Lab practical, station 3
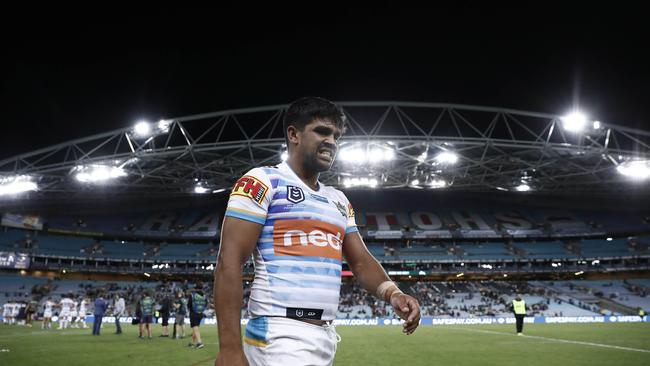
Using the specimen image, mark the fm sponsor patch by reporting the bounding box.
[231,175,269,204]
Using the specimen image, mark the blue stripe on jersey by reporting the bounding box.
[268,277,341,290]
[261,253,342,265]
[244,316,268,341]
[225,210,266,225]
[266,264,341,277]
[346,226,359,234]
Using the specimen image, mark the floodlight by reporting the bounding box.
[0,175,38,195]
[561,111,588,132]
[617,160,650,180]
[434,151,458,165]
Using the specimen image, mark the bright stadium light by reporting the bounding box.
[0,175,38,196]
[592,121,602,130]
[343,177,378,188]
[561,111,588,132]
[428,179,447,189]
[606,237,613,241]
[515,184,531,192]
[194,185,210,194]
[339,144,395,165]
[280,151,289,161]
[212,188,227,194]
[411,179,420,186]
[75,165,127,183]
[134,121,151,137]
[617,160,650,180]
[434,151,458,165]
[157,119,171,133]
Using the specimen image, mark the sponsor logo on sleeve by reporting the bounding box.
[231,175,269,204]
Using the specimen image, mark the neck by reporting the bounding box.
[287,156,319,190]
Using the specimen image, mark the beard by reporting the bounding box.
[304,149,334,173]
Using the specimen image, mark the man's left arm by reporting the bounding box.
[342,232,421,335]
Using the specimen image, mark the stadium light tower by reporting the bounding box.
[131,119,172,139]
[0,175,38,196]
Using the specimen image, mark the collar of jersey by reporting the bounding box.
[279,162,322,193]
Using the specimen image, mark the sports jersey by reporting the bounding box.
[140,297,154,316]
[225,162,357,321]
[60,298,74,314]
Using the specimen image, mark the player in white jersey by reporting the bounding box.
[2,302,13,324]
[69,298,78,327]
[59,295,75,329]
[10,302,20,325]
[43,298,55,329]
[76,297,89,328]
[214,97,421,366]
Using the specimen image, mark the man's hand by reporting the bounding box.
[390,293,421,335]
[215,349,249,366]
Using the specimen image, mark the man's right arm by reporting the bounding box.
[214,216,263,366]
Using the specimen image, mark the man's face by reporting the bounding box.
[292,118,342,173]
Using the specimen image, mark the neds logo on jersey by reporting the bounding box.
[231,176,269,204]
[273,219,344,260]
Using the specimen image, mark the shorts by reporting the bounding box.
[60,311,70,319]
[189,313,203,328]
[141,315,153,324]
[174,315,185,325]
[243,317,339,366]
[44,311,52,318]
[161,313,169,326]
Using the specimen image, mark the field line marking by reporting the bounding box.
[446,327,650,354]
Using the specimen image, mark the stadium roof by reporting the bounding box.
[2,102,650,199]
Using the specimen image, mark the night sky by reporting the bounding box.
[2,6,648,160]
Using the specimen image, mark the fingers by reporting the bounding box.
[400,297,420,335]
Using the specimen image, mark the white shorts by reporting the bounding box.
[44,311,53,318]
[243,317,339,366]
[60,311,70,319]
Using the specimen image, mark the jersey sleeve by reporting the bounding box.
[224,167,272,225]
[337,189,358,234]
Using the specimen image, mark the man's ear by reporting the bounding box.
[287,125,300,145]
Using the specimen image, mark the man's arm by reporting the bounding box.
[214,216,263,366]
[342,232,421,335]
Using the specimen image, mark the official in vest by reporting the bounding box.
[188,285,207,349]
[512,294,527,335]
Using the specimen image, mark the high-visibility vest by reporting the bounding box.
[513,299,526,315]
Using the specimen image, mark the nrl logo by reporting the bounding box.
[287,185,305,204]
[296,309,304,317]
[335,201,347,218]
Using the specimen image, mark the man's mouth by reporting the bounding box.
[317,149,334,162]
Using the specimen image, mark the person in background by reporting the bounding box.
[114,293,125,335]
[159,293,171,337]
[511,294,527,335]
[92,292,108,336]
[188,285,207,349]
[173,290,188,340]
[140,290,155,340]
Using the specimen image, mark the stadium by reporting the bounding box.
[1,101,649,365]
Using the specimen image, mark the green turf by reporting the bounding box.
[1,322,649,365]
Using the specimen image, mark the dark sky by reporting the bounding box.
[2,6,648,159]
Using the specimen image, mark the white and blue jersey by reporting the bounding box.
[225,162,357,323]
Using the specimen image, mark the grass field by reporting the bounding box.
[1,322,649,365]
